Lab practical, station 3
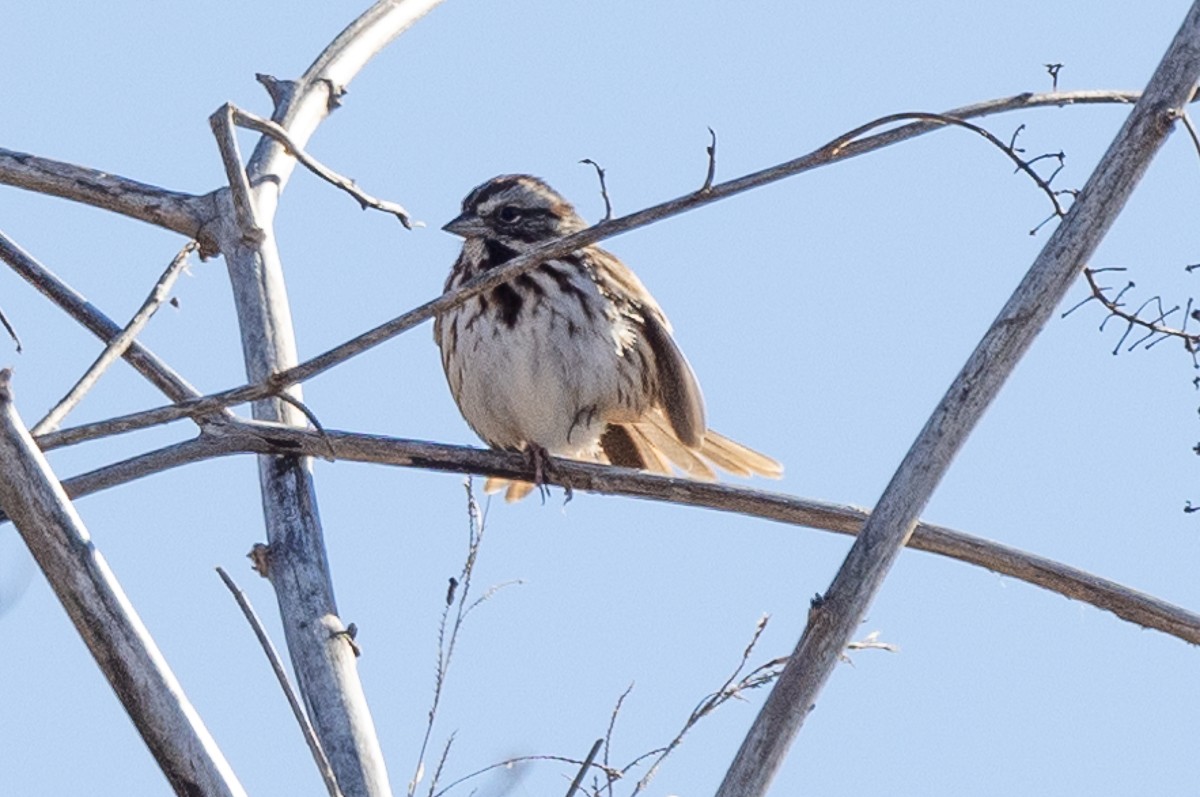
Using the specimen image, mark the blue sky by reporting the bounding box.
[2,2,1199,795]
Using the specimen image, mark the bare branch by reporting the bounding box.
[580,159,613,221]
[602,684,634,797]
[823,110,1070,219]
[33,418,1200,648]
[227,104,417,228]
[0,147,216,251]
[702,126,718,192]
[629,615,778,795]
[209,104,266,246]
[410,481,516,797]
[1175,108,1200,167]
[0,370,246,797]
[426,733,456,797]
[0,304,21,352]
[25,90,1159,455]
[32,241,197,436]
[715,7,1200,797]
[216,567,343,797]
[1064,267,1200,365]
[0,231,209,405]
[212,5,447,794]
[431,754,618,797]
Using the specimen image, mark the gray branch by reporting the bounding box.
[715,5,1200,797]
[0,370,246,797]
[25,418,1200,648]
[32,242,197,435]
[0,231,207,405]
[0,148,216,250]
[210,2,446,796]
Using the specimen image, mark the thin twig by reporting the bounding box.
[702,127,718,191]
[564,739,603,797]
[274,392,337,461]
[1176,108,1200,167]
[431,755,620,797]
[410,481,514,796]
[629,615,779,795]
[823,110,1070,221]
[427,733,456,797]
[216,567,343,797]
[602,684,634,797]
[844,630,898,655]
[228,104,417,229]
[580,159,613,221]
[0,304,21,352]
[31,241,197,436]
[1073,267,1200,363]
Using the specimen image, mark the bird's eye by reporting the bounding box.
[496,205,521,223]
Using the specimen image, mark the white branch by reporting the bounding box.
[0,370,246,797]
[210,2,446,795]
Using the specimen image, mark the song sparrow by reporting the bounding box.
[435,174,781,500]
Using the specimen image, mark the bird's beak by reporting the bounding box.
[442,213,488,238]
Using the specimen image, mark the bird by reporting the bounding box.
[434,174,781,500]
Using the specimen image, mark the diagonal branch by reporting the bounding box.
[0,148,216,250]
[216,567,343,797]
[227,104,416,228]
[32,241,198,435]
[715,6,1200,797]
[0,231,210,405]
[209,3,447,796]
[0,370,247,797]
[22,418,1200,648]
[23,89,1162,455]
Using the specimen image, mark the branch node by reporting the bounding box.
[248,542,272,578]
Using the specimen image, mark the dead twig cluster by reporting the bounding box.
[409,480,522,797]
[1063,266,1200,363]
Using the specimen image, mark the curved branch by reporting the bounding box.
[32,419,1200,648]
[244,0,445,207]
